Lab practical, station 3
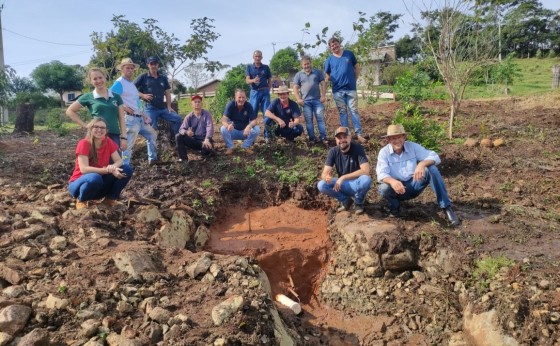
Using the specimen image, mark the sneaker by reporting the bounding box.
[102,198,118,207]
[75,199,88,210]
[177,158,188,164]
[244,148,254,155]
[357,135,368,144]
[355,204,364,215]
[336,198,354,212]
[388,208,401,218]
[225,148,234,155]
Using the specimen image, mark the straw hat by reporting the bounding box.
[275,85,290,94]
[116,58,140,70]
[383,124,407,137]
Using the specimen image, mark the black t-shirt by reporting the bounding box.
[325,142,368,176]
[134,72,170,109]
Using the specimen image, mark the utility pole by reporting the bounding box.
[272,42,276,56]
[0,4,7,126]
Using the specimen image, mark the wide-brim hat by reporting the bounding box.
[383,124,407,137]
[116,58,140,71]
[275,85,290,94]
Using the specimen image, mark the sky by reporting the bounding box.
[2,0,559,83]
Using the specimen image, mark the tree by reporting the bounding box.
[270,47,299,81]
[0,67,15,109]
[395,35,422,62]
[31,61,84,108]
[416,1,498,138]
[184,63,210,90]
[352,11,403,56]
[10,76,37,94]
[90,15,225,87]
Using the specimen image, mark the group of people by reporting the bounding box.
[62,39,460,227]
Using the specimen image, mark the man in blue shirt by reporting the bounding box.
[246,50,272,139]
[293,55,328,144]
[318,127,372,215]
[324,37,366,144]
[134,56,182,135]
[110,58,158,166]
[264,86,304,142]
[220,89,260,155]
[376,124,460,226]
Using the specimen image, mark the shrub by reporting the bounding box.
[548,49,557,58]
[394,70,433,104]
[45,108,69,136]
[535,49,543,59]
[382,63,413,86]
[394,102,444,152]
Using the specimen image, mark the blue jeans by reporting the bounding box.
[250,89,271,138]
[68,165,133,202]
[220,125,260,149]
[123,115,158,165]
[378,165,452,212]
[317,175,372,205]
[302,99,327,141]
[145,106,182,134]
[332,90,362,136]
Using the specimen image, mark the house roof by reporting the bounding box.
[197,79,221,90]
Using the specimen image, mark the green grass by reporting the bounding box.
[472,255,515,292]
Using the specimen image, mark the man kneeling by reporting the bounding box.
[318,127,372,215]
[376,124,460,226]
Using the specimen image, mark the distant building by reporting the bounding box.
[359,45,397,86]
[62,91,81,105]
[196,79,221,96]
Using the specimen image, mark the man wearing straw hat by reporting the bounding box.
[318,126,372,215]
[110,58,158,166]
[264,85,304,142]
[376,124,460,226]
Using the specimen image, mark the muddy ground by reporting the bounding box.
[0,94,559,345]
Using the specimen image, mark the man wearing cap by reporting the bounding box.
[134,56,182,135]
[176,95,215,163]
[293,55,328,144]
[376,124,460,226]
[221,89,260,155]
[110,58,158,166]
[264,85,304,142]
[324,37,366,144]
[245,50,272,139]
[318,126,372,215]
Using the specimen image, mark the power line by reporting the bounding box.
[3,27,90,46]
[8,49,92,67]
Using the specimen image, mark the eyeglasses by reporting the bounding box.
[92,125,107,130]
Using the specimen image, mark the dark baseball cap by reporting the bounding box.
[334,126,350,137]
[147,56,159,64]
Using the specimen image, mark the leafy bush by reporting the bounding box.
[535,49,543,59]
[209,64,250,122]
[547,49,557,58]
[394,102,444,152]
[45,108,69,136]
[394,70,433,104]
[382,63,413,86]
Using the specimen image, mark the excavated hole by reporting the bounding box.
[206,203,330,305]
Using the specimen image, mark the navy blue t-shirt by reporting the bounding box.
[223,101,256,131]
[245,64,272,90]
[267,98,300,124]
[134,72,170,109]
[325,142,368,176]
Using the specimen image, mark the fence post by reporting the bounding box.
[552,65,560,89]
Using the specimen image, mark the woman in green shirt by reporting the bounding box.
[66,67,127,150]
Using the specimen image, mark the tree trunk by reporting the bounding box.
[449,97,457,139]
[13,103,35,134]
[552,65,560,89]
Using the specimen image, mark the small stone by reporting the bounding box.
[480,138,493,147]
[542,328,549,338]
[3,285,25,298]
[148,307,172,324]
[463,138,478,147]
[45,294,69,309]
[211,295,244,326]
[538,280,550,290]
[493,138,505,147]
[49,236,68,251]
[512,282,520,290]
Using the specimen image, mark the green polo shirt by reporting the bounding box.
[77,90,123,135]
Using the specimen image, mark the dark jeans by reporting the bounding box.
[175,134,215,160]
[68,165,134,201]
[274,124,304,140]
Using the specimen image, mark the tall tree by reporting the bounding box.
[31,61,84,108]
[10,76,37,94]
[184,63,210,90]
[90,15,224,87]
[417,1,498,138]
[0,67,15,109]
[270,47,299,81]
